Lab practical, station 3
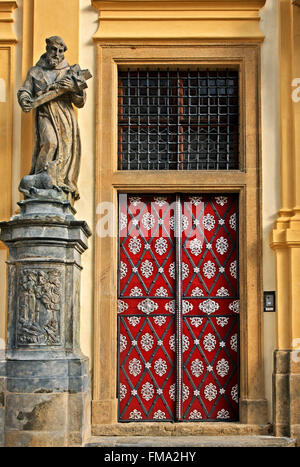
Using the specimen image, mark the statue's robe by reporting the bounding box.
[17,54,86,200]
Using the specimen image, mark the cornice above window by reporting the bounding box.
[91,0,267,43]
[0,0,18,43]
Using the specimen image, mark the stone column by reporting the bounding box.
[0,196,91,447]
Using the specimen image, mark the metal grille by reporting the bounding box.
[118,69,239,170]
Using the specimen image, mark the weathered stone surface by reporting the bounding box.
[91,422,273,437]
[273,350,300,445]
[239,399,269,424]
[5,430,67,447]
[0,200,91,447]
[17,36,91,202]
[290,374,300,425]
[68,390,91,444]
[0,33,92,446]
[273,349,290,374]
[0,200,91,357]
[4,357,90,446]
[85,435,296,448]
[0,408,5,446]
[0,378,5,407]
[6,359,68,378]
[272,373,290,435]
[5,393,67,431]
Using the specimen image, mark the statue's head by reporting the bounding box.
[45,36,67,68]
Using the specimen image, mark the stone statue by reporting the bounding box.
[17,36,92,201]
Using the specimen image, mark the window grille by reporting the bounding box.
[118,69,239,171]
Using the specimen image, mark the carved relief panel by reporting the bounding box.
[16,268,63,346]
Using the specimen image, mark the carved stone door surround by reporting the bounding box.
[91,42,268,434]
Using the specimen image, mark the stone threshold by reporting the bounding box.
[91,422,273,437]
[85,435,296,447]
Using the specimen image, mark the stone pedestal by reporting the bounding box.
[0,196,91,447]
[273,349,300,445]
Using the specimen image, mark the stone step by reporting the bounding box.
[91,422,273,437]
[85,435,296,447]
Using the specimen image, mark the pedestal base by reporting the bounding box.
[239,398,269,424]
[4,355,91,447]
[273,350,300,445]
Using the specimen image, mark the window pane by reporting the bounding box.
[118,69,239,170]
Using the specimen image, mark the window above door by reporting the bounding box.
[118,69,239,171]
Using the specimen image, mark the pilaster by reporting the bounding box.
[270,0,300,445]
[0,0,17,224]
[273,350,300,442]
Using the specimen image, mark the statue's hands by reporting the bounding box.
[21,96,33,113]
[58,76,75,92]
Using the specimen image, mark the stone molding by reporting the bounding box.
[92,0,266,42]
[0,1,17,43]
[92,43,268,429]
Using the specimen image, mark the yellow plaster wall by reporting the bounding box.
[4,0,281,416]
[19,0,80,180]
[92,0,266,41]
[260,0,280,420]
[75,0,99,367]
[0,0,18,349]
[12,0,23,209]
[83,0,280,417]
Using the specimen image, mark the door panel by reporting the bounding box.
[119,195,176,299]
[118,195,176,421]
[117,194,239,422]
[180,195,239,420]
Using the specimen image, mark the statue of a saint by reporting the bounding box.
[17,36,91,201]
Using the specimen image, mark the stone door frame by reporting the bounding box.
[91,43,268,432]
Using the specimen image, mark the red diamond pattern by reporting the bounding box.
[118,194,239,421]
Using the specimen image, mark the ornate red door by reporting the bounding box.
[118,194,239,421]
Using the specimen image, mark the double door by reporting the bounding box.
[117,194,239,421]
